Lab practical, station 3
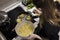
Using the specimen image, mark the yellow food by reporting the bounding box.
[16,22,34,37]
[26,15,31,20]
[19,14,25,18]
[16,19,21,23]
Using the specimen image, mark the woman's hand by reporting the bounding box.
[27,34,42,40]
[33,8,42,16]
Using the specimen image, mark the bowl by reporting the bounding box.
[15,20,35,38]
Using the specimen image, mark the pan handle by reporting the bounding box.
[0,31,7,40]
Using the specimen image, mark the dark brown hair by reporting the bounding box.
[32,0,60,27]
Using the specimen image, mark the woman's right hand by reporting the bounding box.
[27,34,42,40]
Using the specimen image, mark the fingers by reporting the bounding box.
[33,8,42,16]
[31,34,42,40]
[35,8,42,14]
[27,34,42,40]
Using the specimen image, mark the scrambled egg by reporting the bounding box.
[19,14,25,18]
[16,14,25,23]
[15,22,34,37]
[16,19,21,23]
[26,15,31,20]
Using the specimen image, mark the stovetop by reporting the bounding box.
[0,7,39,40]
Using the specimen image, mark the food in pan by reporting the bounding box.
[16,19,21,23]
[18,14,25,19]
[16,14,25,23]
[15,21,34,37]
[26,15,31,20]
[27,3,34,9]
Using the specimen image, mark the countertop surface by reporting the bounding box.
[0,0,20,11]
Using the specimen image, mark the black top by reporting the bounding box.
[34,21,60,40]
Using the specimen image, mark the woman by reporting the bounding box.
[31,0,60,40]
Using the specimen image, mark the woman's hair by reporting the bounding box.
[32,0,45,8]
[32,0,60,27]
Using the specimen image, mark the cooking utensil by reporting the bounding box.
[0,31,6,40]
